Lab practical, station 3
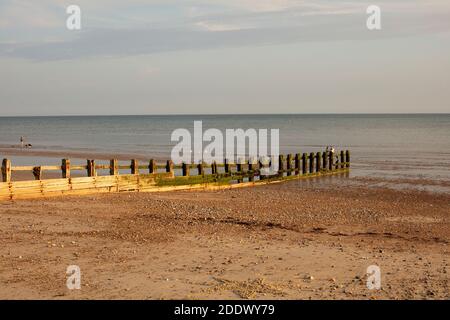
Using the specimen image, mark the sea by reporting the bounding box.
[0,114,449,191]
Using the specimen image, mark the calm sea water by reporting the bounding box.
[0,114,449,187]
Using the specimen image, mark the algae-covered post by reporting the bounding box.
[328,151,334,171]
[340,151,345,169]
[197,162,204,176]
[302,153,307,175]
[278,154,285,176]
[309,152,314,174]
[182,162,190,176]
[166,160,174,176]
[346,150,351,168]
[316,152,322,173]
[248,159,254,181]
[286,154,292,176]
[294,153,301,175]
[322,151,328,171]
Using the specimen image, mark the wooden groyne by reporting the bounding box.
[0,150,350,200]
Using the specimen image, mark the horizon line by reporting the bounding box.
[0,112,449,118]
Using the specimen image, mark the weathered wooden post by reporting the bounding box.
[62,159,71,179]
[316,152,322,173]
[212,161,218,175]
[32,166,42,180]
[166,160,174,176]
[1,159,11,183]
[149,159,156,173]
[345,150,350,168]
[322,151,328,171]
[236,159,243,183]
[309,152,314,174]
[340,151,345,169]
[87,160,96,177]
[248,159,254,182]
[131,159,139,175]
[329,151,334,171]
[301,153,307,174]
[110,159,118,175]
[224,159,230,174]
[294,153,301,175]
[278,154,285,176]
[197,162,204,176]
[286,154,292,176]
[182,162,190,176]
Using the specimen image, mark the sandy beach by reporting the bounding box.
[0,176,448,299]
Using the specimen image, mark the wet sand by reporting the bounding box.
[0,177,448,299]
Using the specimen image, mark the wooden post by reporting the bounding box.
[321,151,327,171]
[340,151,345,169]
[197,162,204,176]
[329,151,334,171]
[345,150,350,168]
[149,159,156,173]
[309,152,314,174]
[32,166,42,180]
[248,159,254,182]
[1,159,11,183]
[87,160,96,177]
[286,154,292,176]
[294,153,301,175]
[62,159,71,179]
[316,152,322,173]
[166,160,174,174]
[212,161,217,175]
[236,159,243,183]
[131,159,139,175]
[182,162,190,176]
[224,159,230,174]
[301,153,307,174]
[110,159,118,175]
[278,154,285,176]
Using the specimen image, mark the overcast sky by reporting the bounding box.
[0,0,449,115]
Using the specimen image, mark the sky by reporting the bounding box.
[0,0,449,116]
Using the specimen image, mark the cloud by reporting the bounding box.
[1,0,450,61]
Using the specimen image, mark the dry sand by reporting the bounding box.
[0,176,448,299]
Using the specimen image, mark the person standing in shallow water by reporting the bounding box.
[20,136,24,149]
